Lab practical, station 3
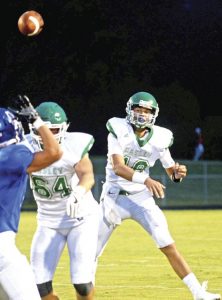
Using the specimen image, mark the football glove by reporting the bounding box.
[66,186,86,218]
[8,95,39,124]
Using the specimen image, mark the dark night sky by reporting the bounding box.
[0,1,222,157]
[0,2,221,109]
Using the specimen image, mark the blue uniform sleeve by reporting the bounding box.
[0,144,34,233]
[9,144,34,173]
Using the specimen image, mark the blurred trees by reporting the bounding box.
[0,0,221,159]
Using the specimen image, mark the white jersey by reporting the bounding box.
[105,117,175,193]
[28,132,98,228]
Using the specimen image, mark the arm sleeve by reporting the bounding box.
[81,136,94,158]
[14,145,34,173]
[159,148,175,169]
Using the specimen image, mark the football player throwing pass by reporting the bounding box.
[95,91,221,300]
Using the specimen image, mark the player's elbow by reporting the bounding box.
[89,175,95,189]
[113,163,123,176]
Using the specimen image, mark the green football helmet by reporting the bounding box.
[29,101,69,146]
[126,91,159,128]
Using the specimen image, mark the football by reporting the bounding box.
[18,10,44,36]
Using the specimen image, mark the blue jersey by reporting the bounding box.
[0,143,34,233]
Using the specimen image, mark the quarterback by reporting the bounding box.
[27,102,99,300]
[95,91,221,300]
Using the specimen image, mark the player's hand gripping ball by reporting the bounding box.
[18,10,44,36]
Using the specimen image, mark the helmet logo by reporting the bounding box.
[139,100,153,109]
[54,112,62,122]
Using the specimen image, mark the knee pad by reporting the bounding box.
[73,282,93,296]
[37,281,53,297]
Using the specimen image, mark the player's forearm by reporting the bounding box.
[27,125,63,173]
[113,163,135,181]
[38,125,63,159]
[77,173,95,192]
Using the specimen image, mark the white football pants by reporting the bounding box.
[31,213,99,284]
[0,231,41,300]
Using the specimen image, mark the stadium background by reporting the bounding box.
[0,1,222,159]
[0,1,221,209]
[1,2,221,298]
[24,159,222,209]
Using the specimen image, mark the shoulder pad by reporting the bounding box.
[151,125,174,148]
[106,117,129,138]
[64,132,95,157]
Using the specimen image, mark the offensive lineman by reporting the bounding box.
[95,91,221,300]
[27,102,99,300]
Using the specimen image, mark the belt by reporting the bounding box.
[119,190,130,196]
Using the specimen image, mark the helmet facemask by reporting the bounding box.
[128,107,158,129]
[29,121,69,148]
[126,92,159,129]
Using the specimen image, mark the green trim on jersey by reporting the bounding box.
[81,137,95,158]
[136,127,153,147]
[106,121,117,138]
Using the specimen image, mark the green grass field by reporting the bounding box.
[17,210,222,300]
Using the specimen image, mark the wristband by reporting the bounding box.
[171,172,182,183]
[132,171,149,184]
[33,117,45,130]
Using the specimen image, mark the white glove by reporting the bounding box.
[66,186,86,218]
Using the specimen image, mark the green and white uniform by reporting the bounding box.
[97,117,175,257]
[105,117,175,193]
[28,132,99,284]
[30,132,98,228]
